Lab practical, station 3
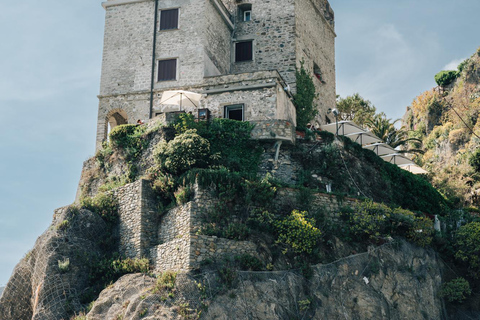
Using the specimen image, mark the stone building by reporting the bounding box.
[96,0,336,148]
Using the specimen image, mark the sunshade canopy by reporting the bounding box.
[320,121,365,136]
[380,153,415,166]
[159,90,202,110]
[345,131,383,146]
[399,164,428,174]
[363,143,396,156]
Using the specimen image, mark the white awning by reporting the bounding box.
[380,153,415,166]
[320,121,365,136]
[399,164,429,174]
[363,143,397,156]
[345,131,383,146]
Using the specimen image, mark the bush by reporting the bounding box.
[154,271,177,293]
[275,210,322,254]
[155,129,210,174]
[440,278,471,303]
[348,201,391,241]
[234,254,264,271]
[58,258,70,273]
[434,70,459,87]
[294,62,318,130]
[469,149,480,173]
[80,192,119,224]
[455,222,480,272]
[109,124,147,163]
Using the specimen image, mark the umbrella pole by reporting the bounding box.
[180,93,182,111]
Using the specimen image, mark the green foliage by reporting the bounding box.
[56,220,70,231]
[110,257,150,275]
[294,62,318,130]
[155,129,210,174]
[469,148,480,173]
[109,124,148,163]
[275,210,322,254]
[336,93,376,127]
[80,192,119,224]
[455,222,480,273]
[343,201,434,246]
[434,70,459,87]
[58,258,70,273]
[347,201,391,241]
[234,254,264,271]
[174,185,193,204]
[153,271,177,293]
[440,278,471,303]
[458,59,470,73]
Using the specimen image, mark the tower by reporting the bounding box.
[96,0,335,148]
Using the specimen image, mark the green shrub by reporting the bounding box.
[155,129,210,174]
[224,223,250,240]
[455,222,480,272]
[154,271,177,293]
[294,62,318,130]
[434,70,459,87]
[348,201,391,241]
[111,257,150,275]
[80,192,119,224]
[440,278,471,303]
[469,148,480,173]
[174,185,192,204]
[275,210,322,254]
[58,258,70,273]
[458,59,470,73]
[234,254,264,271]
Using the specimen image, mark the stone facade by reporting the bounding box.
[96,0,336,148]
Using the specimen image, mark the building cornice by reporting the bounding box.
[102,0,151,9]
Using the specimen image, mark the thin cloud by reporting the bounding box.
[443,57,468,71]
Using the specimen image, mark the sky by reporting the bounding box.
[1,0,480,286]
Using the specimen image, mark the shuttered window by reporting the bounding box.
[158,59,177,81]
[160,9,179,30]
[235,41,253,62]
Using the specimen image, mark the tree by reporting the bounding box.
[294,62,318,130]
[336,93,376,127]
[434,70,459,87]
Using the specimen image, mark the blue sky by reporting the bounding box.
[1,0,479,286]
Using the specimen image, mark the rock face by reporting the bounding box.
[86,241,445,320]
[0,207,107,320]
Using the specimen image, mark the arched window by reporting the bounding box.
[106,110,128,138]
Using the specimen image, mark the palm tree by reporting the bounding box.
[366,113,424,154]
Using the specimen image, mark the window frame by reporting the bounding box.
[224,104,244,121]
[159,8,179,31]
[235,40,253,63]
[157,58,178,82]
[243,10,252,21]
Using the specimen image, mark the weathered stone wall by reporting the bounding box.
[190,235,258,268]
[230,0,297,87]
[100,1,154,96]
[114,179,157,259]
[295,0,336,124]
[204,0,232,76]
[250,119,295,143]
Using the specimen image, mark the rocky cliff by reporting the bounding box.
[0,117,453,320]
[403,46,480,206]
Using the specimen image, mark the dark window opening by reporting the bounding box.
[225,104,244,121]
[235,41,253,62]
[160,8,179,30]
[158,59,177,81]
[314,63,324,83]
[237,4,252,22]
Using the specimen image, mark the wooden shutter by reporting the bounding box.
[235,41,253,62]
[160,9,179,30]
[158,59,177,81]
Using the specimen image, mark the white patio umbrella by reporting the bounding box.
[363,143,397,156]
[380,153,415,166]
[399,164,428,174]
[345,131,383,146]
[159,90,202,111]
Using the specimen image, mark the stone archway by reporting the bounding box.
[105,109,128,140]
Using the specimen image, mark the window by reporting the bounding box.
[160,8,179,30]
[157,59,177,81]
[313,63,324,82]
[225,104,244,121]
[235,41,253,62]
[244,10,251,21]
[238,4,252,22]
